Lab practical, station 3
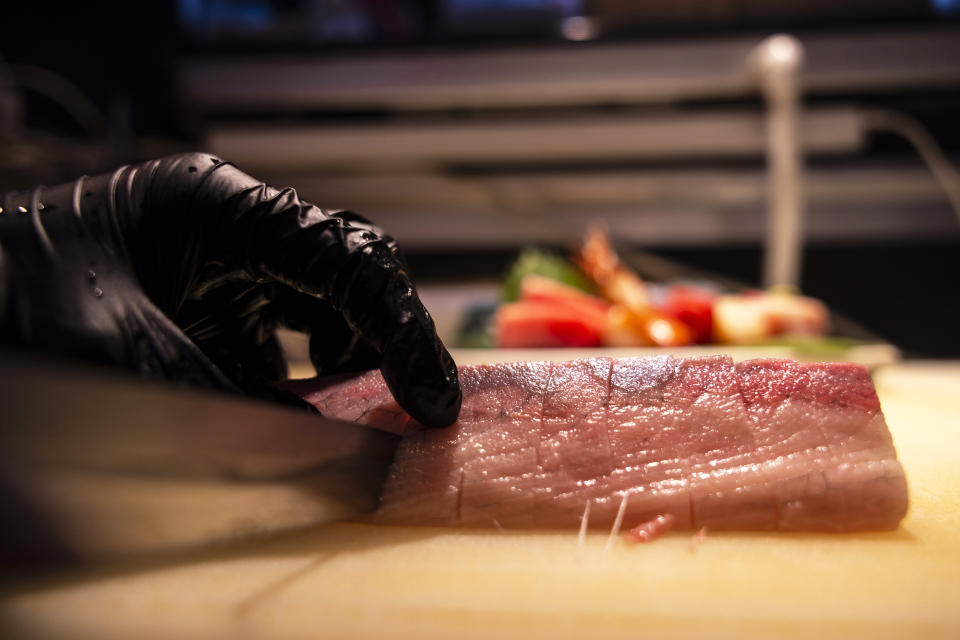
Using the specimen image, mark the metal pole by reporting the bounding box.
[751,34,806,290]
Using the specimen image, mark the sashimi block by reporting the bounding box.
[291,356,908,532]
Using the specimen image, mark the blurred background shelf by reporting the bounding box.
[2,1,959,355]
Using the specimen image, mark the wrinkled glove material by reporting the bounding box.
[0,153,461,427]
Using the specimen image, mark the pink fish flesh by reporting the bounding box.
[287,356,908,532]
[625,514,676,543]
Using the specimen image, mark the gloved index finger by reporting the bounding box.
[374,265,462,428]
[236,192,461,427]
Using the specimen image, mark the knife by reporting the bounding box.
[0,353,399,562]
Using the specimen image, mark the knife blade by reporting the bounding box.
[0,353,399,561]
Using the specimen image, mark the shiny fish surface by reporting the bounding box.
[289,356,908,531]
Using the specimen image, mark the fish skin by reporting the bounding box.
[289,356,908,532]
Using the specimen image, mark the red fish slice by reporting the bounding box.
[287,356,908,532]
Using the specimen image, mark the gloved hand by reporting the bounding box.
[0,153,461,427]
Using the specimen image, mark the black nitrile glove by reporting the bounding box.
[0,153,461,427]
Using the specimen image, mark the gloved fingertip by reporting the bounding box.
[381,347,462,428]
[409,377,462,428]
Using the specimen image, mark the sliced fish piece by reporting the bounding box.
[288,356,908,532]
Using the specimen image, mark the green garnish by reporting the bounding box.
[758,336,866,354]
[501,249,594,301]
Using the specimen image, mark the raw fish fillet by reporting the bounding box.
[287,356,908,531]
